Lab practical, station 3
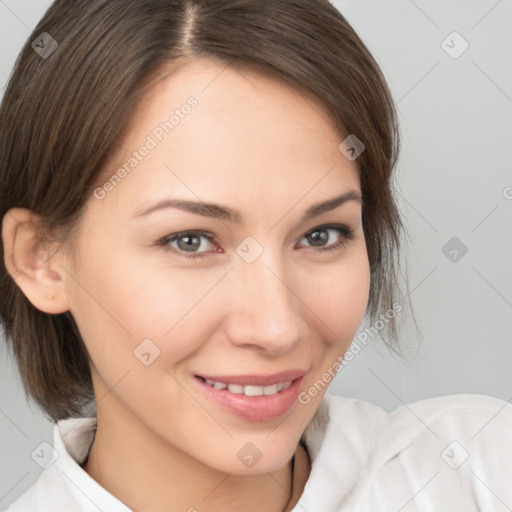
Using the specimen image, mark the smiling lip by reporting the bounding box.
[195,369,306,386]
[194,370,307,422]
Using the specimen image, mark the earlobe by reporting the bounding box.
[2,208,71,314]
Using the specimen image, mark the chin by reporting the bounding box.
[204,438,297,476]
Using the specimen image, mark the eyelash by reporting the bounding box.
[156,224,355,260]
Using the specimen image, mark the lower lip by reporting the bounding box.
[195,376,305,422]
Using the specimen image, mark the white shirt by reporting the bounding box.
[3,392,512,511]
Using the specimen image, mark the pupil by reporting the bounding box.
[178,235,200,252]
[309,230,327,247]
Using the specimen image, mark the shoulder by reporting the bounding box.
[307,393,512,510]
[393,392,511,417]
[323,392,512,441]
[326,391,511,420]
[336,392,512,461]
[2,465,77,512]
[3,417,129,512]
[387,393,512,443]
[367,394,512,510]
[316,392,512,460]
[322,393,512,476]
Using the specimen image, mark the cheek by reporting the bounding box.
[306,253,371,346]
[65,246,222,369]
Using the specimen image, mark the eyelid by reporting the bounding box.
[158,223,354,259]
[160,229,217,254]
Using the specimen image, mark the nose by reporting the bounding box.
[223,254,308,355]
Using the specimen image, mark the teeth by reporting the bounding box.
[263,384,278,395]
[227,384,244,394]
[202,378,293,396]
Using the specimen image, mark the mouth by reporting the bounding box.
[196,376,294,396]
[193,370,306,422]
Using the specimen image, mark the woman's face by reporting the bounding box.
[59,58,370,474]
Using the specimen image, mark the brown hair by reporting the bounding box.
[0,0,409,422]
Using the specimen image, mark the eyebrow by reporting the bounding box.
[132,189,362,224]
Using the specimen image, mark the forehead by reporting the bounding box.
[95,58,360,218]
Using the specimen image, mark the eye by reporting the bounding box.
[158,230,217,260]
[157,224,355,260]
[297,224,354,253]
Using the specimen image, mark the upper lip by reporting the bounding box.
[196,369,307,386]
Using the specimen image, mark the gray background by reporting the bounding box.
[1,0,511,507]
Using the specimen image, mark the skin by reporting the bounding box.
[3,58,370,512]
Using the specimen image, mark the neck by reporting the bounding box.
[82,409,310,512]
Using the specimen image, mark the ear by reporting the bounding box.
[2,208,71,314]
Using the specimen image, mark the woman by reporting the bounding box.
[1,1,510,511]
